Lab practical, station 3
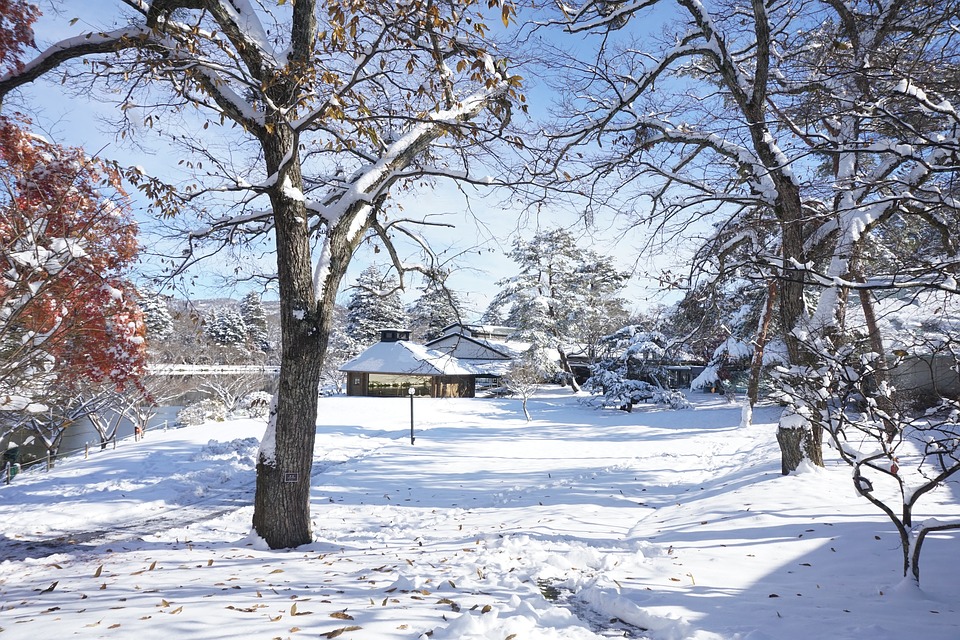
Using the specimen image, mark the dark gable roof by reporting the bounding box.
[424,332,513,360]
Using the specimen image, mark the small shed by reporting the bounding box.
[340,330,477,398]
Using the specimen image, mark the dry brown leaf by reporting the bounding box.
[148,561,157,571]
[93,565,103,578]
[169,606,183,615]
[269,569,284,574]
[330,611,353,620]
[323,626,362,639]
[108,624,121,629]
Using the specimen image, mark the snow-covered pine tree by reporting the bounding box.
[240,292,270,352]
[138,291,174,343]
[345,265,408,351]
[206,308,248,348]
[409,280,464,342]
[486,228,630,392]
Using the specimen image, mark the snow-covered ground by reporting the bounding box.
[1,390,958,639]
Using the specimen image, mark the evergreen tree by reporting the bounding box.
[240,292,270,351]
[139,291,174,343]
[345,265,408,351]
[206,308,248,348]
[409,280,464,342]
[485,228,631,392]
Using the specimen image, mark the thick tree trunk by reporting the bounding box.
[776,419,824,475]
[252,131,325,549]
[775,187,824,473]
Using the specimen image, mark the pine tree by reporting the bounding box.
[138,291,174,343]
[240,292,270,351]
[485,228,631,391]
[206,308,248,347]
[345,265,408,351]
[409,280,464,342]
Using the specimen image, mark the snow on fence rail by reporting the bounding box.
[148,364,280,376]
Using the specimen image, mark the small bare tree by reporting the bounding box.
[799,298,960,585]
[504,349,547,422]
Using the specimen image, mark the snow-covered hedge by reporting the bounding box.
[177,399,227,426]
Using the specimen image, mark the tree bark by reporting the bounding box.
[776,421,823,475]
[747,279,777,411]
[251,124,324,548]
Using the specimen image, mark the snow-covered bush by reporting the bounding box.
[177,399,227,426]
[585,326,694,410]
[241,391,272,417]
[650,389,692,410]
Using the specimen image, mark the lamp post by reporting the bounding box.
[408,386,416,445]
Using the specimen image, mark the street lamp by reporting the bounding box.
[408,386,416,445]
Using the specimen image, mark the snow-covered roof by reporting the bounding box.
[440,323,515,340]
[339,340,476,376]
[425,333,515,360]
[465,359,514,377]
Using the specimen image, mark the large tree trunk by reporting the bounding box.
[775,185,824,473]
[776,419,824,474]
[252,130,324,549]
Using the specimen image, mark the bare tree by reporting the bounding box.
[200,373,270,415]
[0,0,523,548]
[504,350,544,421]
[810,297,960,584]
[547,0,960,474]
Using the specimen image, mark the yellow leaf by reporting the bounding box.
[269,569,284,574]
[93,565,103,578]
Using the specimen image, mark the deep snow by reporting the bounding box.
[0,390,958,639]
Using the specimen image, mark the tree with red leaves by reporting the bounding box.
[0,1,146,410]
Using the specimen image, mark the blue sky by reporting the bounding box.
[12,0,693,318]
